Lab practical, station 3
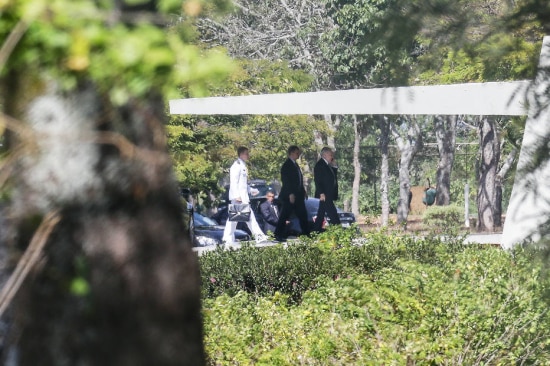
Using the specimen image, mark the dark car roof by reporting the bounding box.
[221,179,279,202]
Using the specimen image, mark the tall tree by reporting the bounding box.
[391,116,423,225]
[434,115,458,206]
[477,116,501,232]
[351,115,362,217]
[198,0,331,87]
[378,115,391,225]
[196,0,337,148]
[323,0,414,223]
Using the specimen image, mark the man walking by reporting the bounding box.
[274,146,309,241]
[313,146,340,233]
[222,146,267,244]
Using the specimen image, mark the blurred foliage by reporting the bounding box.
[371,0,544,84]
[0,0,235,108]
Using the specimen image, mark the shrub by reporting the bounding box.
[199,227,467,304]
[422,204,466,235]
[202,245,550,365]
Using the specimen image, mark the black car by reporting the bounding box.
[214,179,279,230]
[219,179,278,205]
[192,212,251,247]
[287,198,356,235]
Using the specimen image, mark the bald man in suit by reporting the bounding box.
[313,146,340,233]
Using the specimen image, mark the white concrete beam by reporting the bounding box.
[170,81,530,116]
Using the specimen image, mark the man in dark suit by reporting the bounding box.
[313,146,341,233]
[259,190,279,234]
[274,145,309,240]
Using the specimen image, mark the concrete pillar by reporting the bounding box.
[502,36,550,249]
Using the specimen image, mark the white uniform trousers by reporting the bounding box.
[222,201,266,244]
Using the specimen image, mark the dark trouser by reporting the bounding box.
[313,199,340,232]
[274,198,309,237]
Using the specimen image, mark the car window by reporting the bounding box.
[305,198,343,213]
[249,180,278,198]
[193,213,218,226]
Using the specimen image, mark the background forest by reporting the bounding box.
[168,0,542,232]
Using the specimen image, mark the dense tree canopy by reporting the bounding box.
[169,58,326,198]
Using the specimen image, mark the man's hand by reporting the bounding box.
[235,197,242,203]
[250,188,259,196]
[320,193,326,202]
[289,193,295,204]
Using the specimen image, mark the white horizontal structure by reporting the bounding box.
[170,81,530,116]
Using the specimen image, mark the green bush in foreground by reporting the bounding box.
[201,230,550,365]
[199,225,463,303]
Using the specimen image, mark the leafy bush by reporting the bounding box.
[200,225,364,303]
[199,226,465,303]
[202,243,550,365]
[422,204,466,235]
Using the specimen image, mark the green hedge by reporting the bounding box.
[200,229,550,365]
[199,225,463,303]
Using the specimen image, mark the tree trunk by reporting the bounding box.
[494,146,517,227]
[477,116,500,232]
[378,115,391,226]
[5,86,204,365]
[351,115,361,217]
[435,115,457,205]
[326,114,338,149]
[391,116,423,226]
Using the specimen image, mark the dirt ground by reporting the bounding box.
[356,214,504,235]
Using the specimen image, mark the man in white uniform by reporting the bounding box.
[222,146,268,244]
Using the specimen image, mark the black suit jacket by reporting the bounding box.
[279,158,306,201]
[259,200,279,233]
[314,158,339,201]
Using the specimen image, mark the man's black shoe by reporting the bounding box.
[274,236,286,243]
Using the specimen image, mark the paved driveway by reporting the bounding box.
[192,233,504,255]
[464,233,502,245]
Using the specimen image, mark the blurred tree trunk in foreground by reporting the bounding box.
[0,0,235,364]
[2,77,205,366]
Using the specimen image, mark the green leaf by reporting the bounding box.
[70,277,90,296]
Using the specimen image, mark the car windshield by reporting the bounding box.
[194,213,218,226]
[249,180,278,198]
